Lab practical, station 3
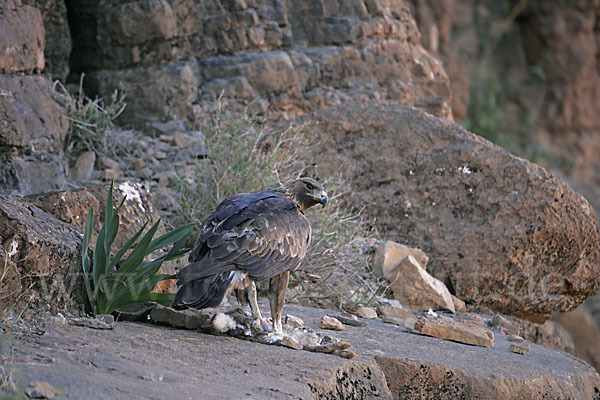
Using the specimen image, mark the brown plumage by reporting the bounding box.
[172,177,328,333]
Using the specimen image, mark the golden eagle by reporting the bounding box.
[173,177,328,334]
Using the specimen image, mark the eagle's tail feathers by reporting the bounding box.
[172,272,234,309]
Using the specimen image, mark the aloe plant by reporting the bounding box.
[81,181,194,314]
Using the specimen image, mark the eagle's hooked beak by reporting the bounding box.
[319,191,328,208]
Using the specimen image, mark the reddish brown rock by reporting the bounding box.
[0,1,45,73]
[414,314,494,348]
[451,295,466,312]
[281,336,304,350]
[294,101,600,320]
[492,313,517,335]
[378,305,414,320]
[356,306,378,320]
[0,195,84,314]
[373,240,429,278]
[320,315,344,331]
[388,255,455,313]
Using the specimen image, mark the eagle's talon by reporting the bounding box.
[250,317,274,333]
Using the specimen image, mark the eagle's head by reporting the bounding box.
[285,177,328,211]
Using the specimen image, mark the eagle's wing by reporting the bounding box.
[176,191,311,286]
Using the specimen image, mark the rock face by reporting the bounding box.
[0,1,45,74]
[8,304,600,399]
[65,0,452,126]
[294,101,600,321]
[0,0,69,196]
[22,0,72,80]
[0,195,84,313]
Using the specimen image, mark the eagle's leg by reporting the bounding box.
[247,281,264,321]
[268,271,290,335]
[234,288,249,309]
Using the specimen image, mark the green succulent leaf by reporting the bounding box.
[79,183,193,315]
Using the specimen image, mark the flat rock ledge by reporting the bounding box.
[5,305,600,399]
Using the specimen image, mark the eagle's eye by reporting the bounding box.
[306,182,315,191]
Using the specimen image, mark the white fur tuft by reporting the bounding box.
[212,313,234,333]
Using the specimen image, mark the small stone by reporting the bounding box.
[248,98,269,116]
[507,334,524,343]
[357,306,378,319]
[382,317,403,326]
[25,381,56,399]
[281,336,303,350]
[333,315,367,327]
[103,168,123,180]
[320,315,344,331]
[99,156,119,170]
[456,312,485,326]
[70,316,114,330]
[71,151,95,183]
[509,343,530,355]
[289,329,321,346]
[149,304,212,330]
[284,314,304,328]
[96,314,115,328]
[134,159,145,171]
[404,317,417,332]
[114,302,156,321]
[137,167,153,180]
[452,295,467,312]
[149,120,186,137]
[159,134,172,143]
[378,305,414,320]
[173,131,187,148]
[492,313,517,335]
[154,150,167,159]
[337,350,356,359]
[158,175,170,187]
[341,312,357,320]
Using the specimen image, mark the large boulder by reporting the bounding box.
[408,0,600,218]
[293,101,600,321]
[0,195,84,314]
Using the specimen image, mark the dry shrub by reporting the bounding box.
[168,112,383,309]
